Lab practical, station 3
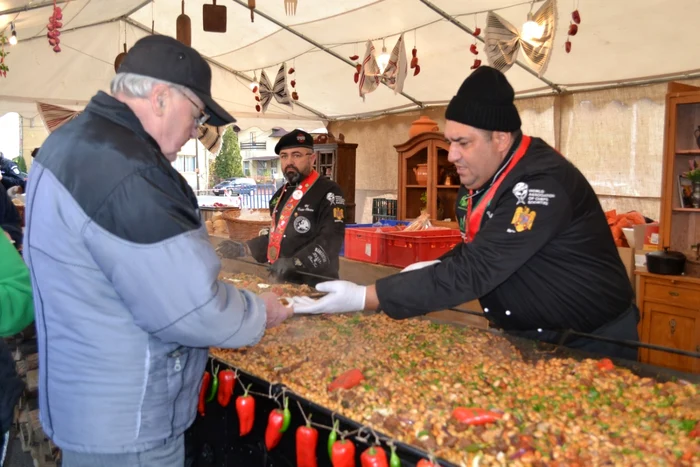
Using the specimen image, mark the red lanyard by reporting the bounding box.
[464,135,531,242]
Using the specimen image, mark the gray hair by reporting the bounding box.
[110,72,186,98]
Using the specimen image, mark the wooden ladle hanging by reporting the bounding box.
[248,0,256,22]
[114,43,127,72]
[113,22,128,73]
[176,0,192,46]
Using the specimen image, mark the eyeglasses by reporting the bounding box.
[173,87,210,126]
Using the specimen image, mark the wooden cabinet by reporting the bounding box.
[637,272,700,373]
[312,135,357,223]
[633,82,700,374]
[395,132,459,227]
[659,82,700,275]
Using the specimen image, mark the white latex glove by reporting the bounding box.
[292,281,366,314]
[400,259,441,273]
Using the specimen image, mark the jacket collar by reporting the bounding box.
[472,132,524,193]
[85,91,161,151]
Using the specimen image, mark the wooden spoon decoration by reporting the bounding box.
[248,0,256,22]
[114,43,127,73]
[176,0,192,46]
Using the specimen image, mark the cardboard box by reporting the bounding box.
[632,223,660,251]
[617,246,635,292]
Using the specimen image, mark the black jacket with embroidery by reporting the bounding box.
[376,137,634,333]
[247,176,346,285]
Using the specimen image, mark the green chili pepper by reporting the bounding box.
[280,397,291,433]
[205,366,219,403]
[327,420,339,459]
[389,444,401,467]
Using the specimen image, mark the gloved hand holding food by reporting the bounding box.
[215,240,250,259]
[292,280,366,314]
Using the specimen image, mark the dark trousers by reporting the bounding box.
[509,303,640,362]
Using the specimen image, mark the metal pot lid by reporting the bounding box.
[646,247,686,260]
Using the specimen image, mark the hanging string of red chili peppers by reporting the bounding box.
[251,71,261,113]
[0,35,9,78]
[565,1,581,53]
[349,43,361,83]
[288,61,299,101]
[47,0,63,53]
[470,16,482,70]
[196,364,452,467]
[410,29,421,76]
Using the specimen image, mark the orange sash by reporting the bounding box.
[464,135,531,242]
[267,170,320,262]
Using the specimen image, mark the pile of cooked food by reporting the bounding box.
[212,273,700,466]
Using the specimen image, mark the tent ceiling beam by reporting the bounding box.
[228,0,425,109]
[417,0,563,94]
[0,0,69,17]
[16,16,120,44]
[124,17,330,122]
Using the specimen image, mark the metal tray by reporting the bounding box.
[186,362,456,467]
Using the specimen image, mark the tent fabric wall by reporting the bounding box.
[328,79,698,223]
[2,0,700,122]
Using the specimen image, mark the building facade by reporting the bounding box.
[238,126,288,183]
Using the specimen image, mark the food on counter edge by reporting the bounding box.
[212,272,700,465]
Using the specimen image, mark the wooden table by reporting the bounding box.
[209,234,487,329]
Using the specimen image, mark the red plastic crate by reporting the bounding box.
[344,226,403,264]
[381,229,462,268]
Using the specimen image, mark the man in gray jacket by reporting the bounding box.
[23,35,292,466]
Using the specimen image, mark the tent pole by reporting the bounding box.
[417,0,563,94]
[123,18,329,122]
[0,0,69,17]
[227,0,425,109]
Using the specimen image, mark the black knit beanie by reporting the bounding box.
[445,66,521,132]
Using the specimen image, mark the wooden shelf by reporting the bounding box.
[396,132,451,221]
[676,149,700,155]
[673,207,700,212]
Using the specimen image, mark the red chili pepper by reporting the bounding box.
[296,416,319,467]
[236,384,255,436]
[572,9,581,24]
[331,439,356,467]
[452,407,503,425]
[198,372,211,417]
[360,445,388,467]
[265,407,286,450]
[328,369,364,392]
[417,460,438,467]
[217,370,236,407]
[596,358,614,371]
[689,421,700,439]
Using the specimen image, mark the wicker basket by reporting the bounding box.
[221,209,271,242]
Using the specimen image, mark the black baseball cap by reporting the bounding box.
[118,34,235,127]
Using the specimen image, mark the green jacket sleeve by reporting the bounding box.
[0,233,34,336]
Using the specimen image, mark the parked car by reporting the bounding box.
[213,177,257,196]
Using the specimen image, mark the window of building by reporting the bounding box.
[173,155,196,173]
[244,161,250,176]
[257,160,267,177]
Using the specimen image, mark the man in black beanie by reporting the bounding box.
[294,67,639,361]
[215,129,346,285]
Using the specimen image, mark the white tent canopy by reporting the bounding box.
[1,0,699,128]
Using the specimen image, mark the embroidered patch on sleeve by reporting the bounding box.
[511,206,536,232]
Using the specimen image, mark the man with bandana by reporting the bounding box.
[216,130,346,285]
[293,67,639,361]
